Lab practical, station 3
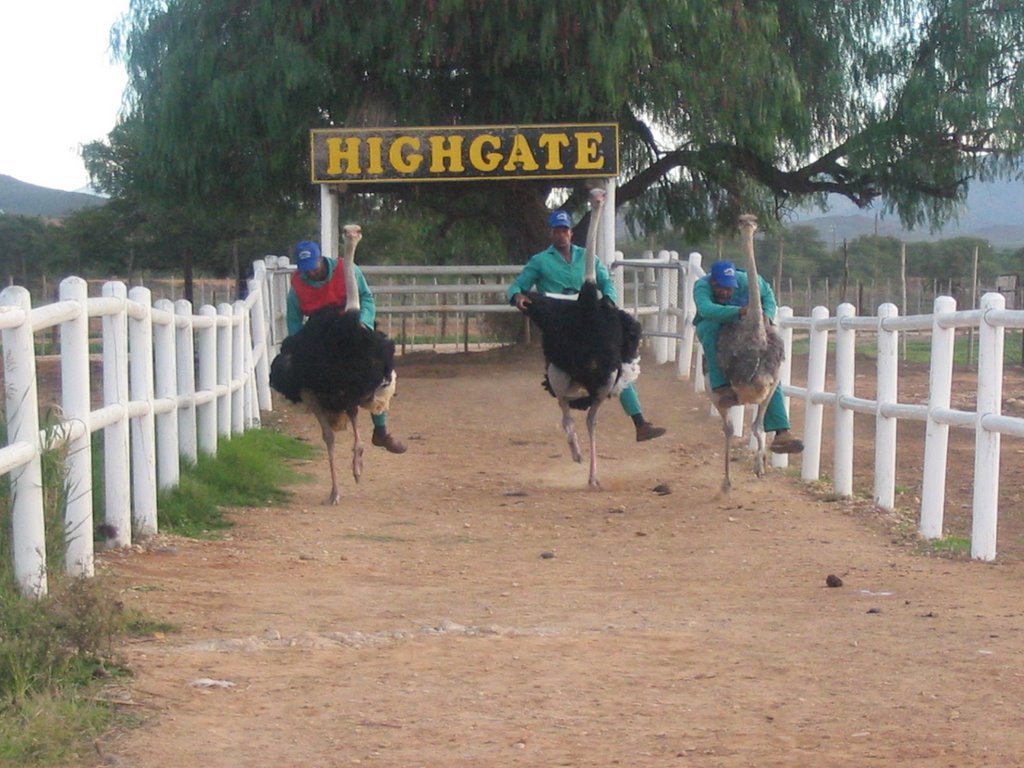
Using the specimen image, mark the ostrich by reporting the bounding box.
[710,214,787,493]
[269,225,397,504]
[521,188,642,488]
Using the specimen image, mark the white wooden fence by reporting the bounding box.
[5,250,1023,599]
[0,261,274,597]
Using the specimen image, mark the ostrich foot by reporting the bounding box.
[327,487,341,506]
[567,436,582,463]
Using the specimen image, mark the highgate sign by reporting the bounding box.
[310,123,618,184]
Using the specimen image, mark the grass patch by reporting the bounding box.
[921,536,972,557]
[156,429,315,537]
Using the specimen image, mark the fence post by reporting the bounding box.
[833,303,857,496]
[0,286,47,596]
[972,292,1005,560]
[58,277,95,577]
[801,306,830,481]
[919,295,957,540]
[679,252,702,381]
[128,287,158,537]
[196,305,219,455]
[248,261,273,411]
[231,301,246,435]
[102,281,132,548]
[770,306,794,469]
[217,303,234,438]
[175,299,199,464]
[153,299,180,489]
[874,303,899,510]
[654,250,671,364]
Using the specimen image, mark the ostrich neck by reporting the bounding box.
[343,240,361,313]
[740,222,765,340]
[584,204,603,285]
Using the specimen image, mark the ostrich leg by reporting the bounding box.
[349,407,364,483]
[721,418,733,494]
[559,399,583,463]
[315,413,341,506]
[585,402,602,489]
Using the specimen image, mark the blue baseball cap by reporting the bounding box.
[711,260,738,288]
[548,210,573,229]
[295,240,322,273]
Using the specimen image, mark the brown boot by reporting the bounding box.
[372,427,407,454]
[635,421,667,442]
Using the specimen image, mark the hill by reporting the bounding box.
[788,179,1024,248]
[0,174,106,218]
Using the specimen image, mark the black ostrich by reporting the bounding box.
[269,225,397,505]
[521,188,643,488]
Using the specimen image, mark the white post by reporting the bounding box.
[667,251,679,364]
[833,303,856,496]
[0,286,47,596]
[249,262,273,410]
[231,301,246,435]
[270,256,292,350]
[196,305,219,455]
[153,299,180,489]
[972,292,1004,560]
[770,305,795,470]
[919,295,957,539]
[801,306,830,482]
[320,184,340,261]
[679,252,702,381]
[611,251,625,316]
[655,250,671,364]
[59,277,95,577]
[128,287,158,537]
[175,300,198,465]
[217,303,234,437]
[874,303,899,510]
[102,281,132,548]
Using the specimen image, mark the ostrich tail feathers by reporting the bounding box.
[363,370,397,415]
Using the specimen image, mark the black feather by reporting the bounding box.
[269,306,395,412]
[524,282,641,405]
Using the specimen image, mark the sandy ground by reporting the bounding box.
[92,343,1024,767]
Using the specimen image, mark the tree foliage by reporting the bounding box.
[97,0,1024,263]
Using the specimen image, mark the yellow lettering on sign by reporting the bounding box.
[575,132,604,170]
[428,136,466,173]
[366,137,385,175]
[502,133,540,171]
[390,136,423,174]
[537,133,570,169]
[326,137,362,175]
[469,135,502,172]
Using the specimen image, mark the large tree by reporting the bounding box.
[102,0,1024,261]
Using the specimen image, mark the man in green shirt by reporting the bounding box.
[287,240,406,453]
[693,260,802,453]
[507,210,666,442]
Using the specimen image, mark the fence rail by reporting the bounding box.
[6,250,1024,600]
[0,262,274,597]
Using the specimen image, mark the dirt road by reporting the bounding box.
[97,344,1024,767]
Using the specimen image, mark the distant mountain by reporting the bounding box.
[788,179,1024,248]
[0,174,106,218]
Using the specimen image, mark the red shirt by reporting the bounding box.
[291,265,348,315]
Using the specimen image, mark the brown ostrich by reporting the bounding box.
[710,214,787,493]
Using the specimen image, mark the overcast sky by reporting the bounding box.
[1,1,130,192]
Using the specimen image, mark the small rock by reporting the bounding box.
[826,574,844,588]
[867,607,882,614]
[540,551,555,559]
[653,483,671,495]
